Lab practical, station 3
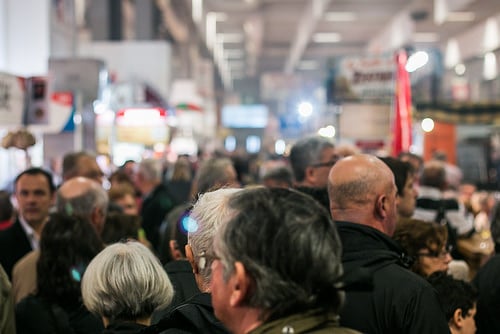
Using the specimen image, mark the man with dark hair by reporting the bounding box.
[62,151,104,183]
[210,187,359,334]
[261,166,293,188]
[0,167,55,278]
[428,272,477,334]
[289,136,337,209]
[327,154,450,334]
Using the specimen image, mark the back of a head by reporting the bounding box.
[379,157,413,196]
[101,212,141,244]
[37,212,103,304]
[215,187,344,320]
[427,271,477,322]
[189,188,242,290]
[62,151,102,182]
[171,156,192,181]
[261,166,293,188]
[56,177,109,217]
[421,160,447,189]
[289,136,334,183]
[193,157,237,196]
[138,158,163,183]
[81,241,173,323]
[0,190,13,221]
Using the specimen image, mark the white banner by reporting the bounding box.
[0,72,25,127]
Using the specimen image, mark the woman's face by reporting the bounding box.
[416,244,452,277]
[115,194,139,216]
[397,173,418,218]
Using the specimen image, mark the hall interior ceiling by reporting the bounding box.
[198,0,500,90]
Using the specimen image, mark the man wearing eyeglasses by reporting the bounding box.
[289,136,338,210]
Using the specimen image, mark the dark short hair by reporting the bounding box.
[15,167,55,194]
[37,213,103,305]
[216,187,344,320]
[427,271,477,321]
[379,157,413,196]
[289,136,334,182]
[261,167,293,187]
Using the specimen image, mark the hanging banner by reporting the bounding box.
[0,73,25,128]
[391,50,413,156]
[333,55,395,102]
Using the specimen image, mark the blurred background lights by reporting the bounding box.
[297,101,313,117]
[181,216,198,233]
[275,139,286,155]
[405,51,429,73]
[454,63,466,75]
[421,118,435,132]
[318,125,336,138]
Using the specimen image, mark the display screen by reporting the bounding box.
[221,104,268,128]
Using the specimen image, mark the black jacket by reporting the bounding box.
[151,260,200,324]
[337,221,450,334]
[15,295,103,334]
[145,293,230,334]
[103,322,147,334]
[473,254,500,334]
[140,184,176,251]
[0,219,33,278]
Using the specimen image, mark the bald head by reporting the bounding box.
[327,154,398,235]
[56,177,108,234]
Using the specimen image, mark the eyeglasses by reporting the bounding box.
[416,245,453,259]
[310,158,339,168]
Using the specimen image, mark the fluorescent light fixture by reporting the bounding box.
[413,33,439,43]
[483,52,498,81]
[297,60,319,70]
[406,51,429,72]
[217,33,245,43]
[446,11,475,22]
[312,32,341,43]
[325,12,357,22]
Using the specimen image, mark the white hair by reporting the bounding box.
[189,187,242,290]
[81,241,173,322]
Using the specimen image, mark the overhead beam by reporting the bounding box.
[284,0,333,74]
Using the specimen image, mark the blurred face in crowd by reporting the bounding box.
[115,193,138,216]
[397,172,418,218]
[15,173,54,228]
[77,156,104,184]
[456,304,477,334]
[416,244,452,277]
[308,147,338,188]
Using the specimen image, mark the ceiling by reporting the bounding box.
[197,0,500,97]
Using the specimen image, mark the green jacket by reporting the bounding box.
[249,309,361,334]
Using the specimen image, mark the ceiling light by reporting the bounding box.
[312,33,341,43]
[413,33,439,43]
[454,63,466,76]
[406,51,429,72]
[324,12,357,22]
[446,12,475,22]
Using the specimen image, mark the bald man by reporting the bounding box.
[328,154,450,334]
[12,177,108,303]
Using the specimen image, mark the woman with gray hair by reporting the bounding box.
[81,241,174,333]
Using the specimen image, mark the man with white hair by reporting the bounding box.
[147,188,240,334]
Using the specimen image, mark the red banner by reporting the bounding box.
[391,50,412,156]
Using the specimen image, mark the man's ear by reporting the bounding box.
[229,261,250,307]
[451,308,463,329]
[185,244,198,274]
[304,166,316,183]
[375,194,388,219]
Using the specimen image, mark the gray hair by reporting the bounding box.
[194,158,235,195]
[215,187,344,319]
[188,188,242,291]
[62,151,96,179]
[289,136,334,182]
[138,158,163,182]
[81,241,173,322]
[56,183,109,217]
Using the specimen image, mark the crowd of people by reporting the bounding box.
[1,136,500,334]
